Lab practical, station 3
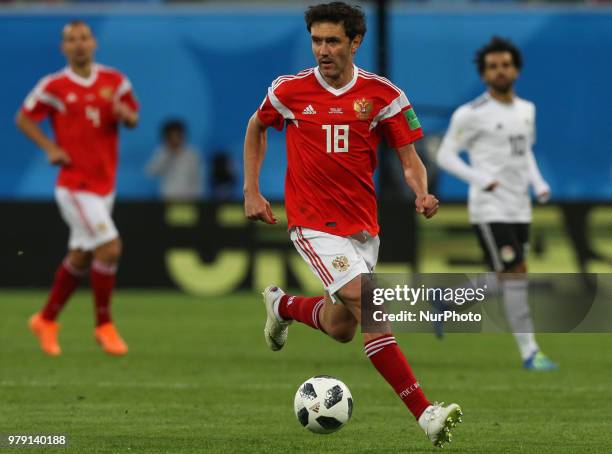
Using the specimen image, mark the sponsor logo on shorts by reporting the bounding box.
[500,245,516,263]
[332,256,350,272]
[96,223,108,233]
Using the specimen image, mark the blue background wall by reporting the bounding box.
[1,6,610,200]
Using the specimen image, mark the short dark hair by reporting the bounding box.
[305,2,366,41]
[161,119,186,138]
[475,36,523,75]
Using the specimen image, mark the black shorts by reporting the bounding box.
[472,223,529,272]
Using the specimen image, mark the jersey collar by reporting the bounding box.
[314,64,359,96]
[484,90,516,106]
[64,64,99,87]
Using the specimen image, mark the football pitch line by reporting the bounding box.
[1,379,608,394]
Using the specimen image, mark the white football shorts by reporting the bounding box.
[290,226,380,303]
[55,187,118,251]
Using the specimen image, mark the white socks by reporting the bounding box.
[501,278,539,360]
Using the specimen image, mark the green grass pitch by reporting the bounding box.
[1,290,611,453]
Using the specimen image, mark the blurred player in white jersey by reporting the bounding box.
[437,37,558,371]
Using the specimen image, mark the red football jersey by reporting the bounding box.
[257,65,423,237]
[21,64,139,196]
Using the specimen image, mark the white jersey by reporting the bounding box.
[146,145,204,201]
[437,92,549,223]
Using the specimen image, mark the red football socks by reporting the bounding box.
[365,334,431,419]
[277,295,325,331]
[91,260,117,326]
[41,259,86,321]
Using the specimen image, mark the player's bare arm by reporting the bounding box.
[15,111,71,166]
[113,101,139,128]
[395,143,439,219]
[243,113,277,225]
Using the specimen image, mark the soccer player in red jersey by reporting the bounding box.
[243,2,462,447]
[16,21,139,356]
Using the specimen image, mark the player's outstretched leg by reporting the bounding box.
[262,285,358,350]
[364,333,463,447]
[91,239,127,356]
[29,256,88,356]
[341,276,463,448]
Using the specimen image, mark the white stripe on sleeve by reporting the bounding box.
[369,92,409,130]
[267,88,297,127]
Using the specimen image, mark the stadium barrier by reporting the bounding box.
[1,202,610,294]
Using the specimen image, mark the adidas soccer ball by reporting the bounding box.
[294,375,353,434]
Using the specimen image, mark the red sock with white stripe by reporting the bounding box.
[91,260,117,326]
[365,334,431,419]
[41,259,87,321]
[276,295,325,331]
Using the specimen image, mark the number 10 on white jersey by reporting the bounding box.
[322,124,349,153]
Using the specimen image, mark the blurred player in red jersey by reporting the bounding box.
[16,21,139,356]
[243,2,462,448]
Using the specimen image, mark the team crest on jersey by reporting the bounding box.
[353,98,373,120]
[99,86,114,101]
[332,256,350,272]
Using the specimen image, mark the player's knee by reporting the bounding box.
[330,325,356,343]
[106,240,122,262]
[67,250,92,270]
[328,316,358,343]
[96,237,122,264]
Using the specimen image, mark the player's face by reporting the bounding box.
[311,22,361,81]
[61,23,97,67]
[482,52,518,93]
[165,130,184,150]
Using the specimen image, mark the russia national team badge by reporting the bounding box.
[99,86,114,101]
[332,256,350,272]
[353,98,373,120]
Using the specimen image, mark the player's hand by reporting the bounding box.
[113,101,137,124]
[484,181,500,192]
[415,194,439,219]
[45,145,71,166]
[244,192,277,225]
[536,190,550,204]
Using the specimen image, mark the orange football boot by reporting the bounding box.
[94,323,128,356]
[28,313,61,356]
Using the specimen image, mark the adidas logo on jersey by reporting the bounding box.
[302,105,317,115]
